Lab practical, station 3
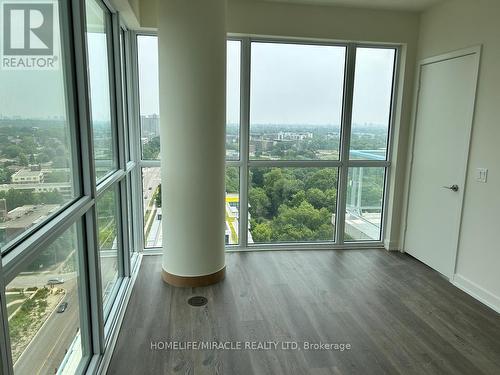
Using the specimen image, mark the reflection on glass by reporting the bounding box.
[96,188,119,304]
[137,35,160,160]
[0,2,76,252]
[249,168,338,243]
[345,167,385,241]
[350,48,396,160]
[86,0,116,179]
[226,41,241,160]
[7,224,82,374]
[142,167,162,248]
[249,42,345,161]
[225,167,239,245]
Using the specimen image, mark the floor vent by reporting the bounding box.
[188,296,208,307]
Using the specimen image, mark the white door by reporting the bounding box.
[405,48,480,279]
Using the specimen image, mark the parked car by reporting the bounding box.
[57,302,68,313]
[48,278,64,285]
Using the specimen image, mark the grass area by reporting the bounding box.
[144,207,156,241]
[7,301,24,317]
[6,292,26,305]
[8,287,63,362]
[143,186,160,242]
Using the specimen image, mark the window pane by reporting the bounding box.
[249,167,338,243]
[7,224,83,373]
[225,167,239,245]
[250,42,345,161]
[96,187,119,305]
[86,0,116,179]
[142,167,162,248]
[345,167,385,241]
[0,2,77,252]
[350,48,396,160]
[226,41,241,160]
[137,35,160,160]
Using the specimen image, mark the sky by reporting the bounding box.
[137,35,159,116]
[1,34,395,127]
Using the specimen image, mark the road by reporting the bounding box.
[142,167,161,215]
[142,167,162,248]
[12,276,79,375]
[145,208,162,248]
[10,251,118,374]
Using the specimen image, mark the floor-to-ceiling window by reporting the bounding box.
[131,37,397,250]
[344,47,395,242]
[135,34,162,250]
[247,42,345,244]
[246,42,396,245]
[0,0,137,373]
[225,40,242,246]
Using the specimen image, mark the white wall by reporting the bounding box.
[138,0,420,250]
[415,0,500,311]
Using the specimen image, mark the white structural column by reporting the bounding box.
[158,0,227,287]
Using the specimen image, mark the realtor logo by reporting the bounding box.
[1,1,58,69]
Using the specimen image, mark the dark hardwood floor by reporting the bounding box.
[107,250,500,375]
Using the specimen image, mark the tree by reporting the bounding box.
[263,168,304,216]
[248,187,270,220]
[270,201,333,241]
[143,137,161,160]
[251,221,272,242]
[305,188,326,209]
[44,170,70,183]
[0,167,11,184]
[3,145,23,159]
[225,168,239,193]
[18,153,28,166]
[38,190,64,205]
[289,190,306,208]
[305,168,338,191]
[154,184,162,207]
[324,188,337,210]
[0,189,35,210]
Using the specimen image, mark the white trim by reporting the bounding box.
[452,274,500,314]
[402,45,482,279]
[383,239,400,251]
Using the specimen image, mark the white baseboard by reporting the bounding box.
[383,239,400,251]
[452,274,500,314]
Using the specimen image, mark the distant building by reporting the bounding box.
[0,204,59,244]
[11,168,44,184]
[141,114,160,138]
[251,139,274,152]
[277,131,313,141]
[0,182,73,199]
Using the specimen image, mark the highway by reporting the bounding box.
[9,251,118,373]
[145,208,162,248]
[142,167,162,248]
[11,276,79,375]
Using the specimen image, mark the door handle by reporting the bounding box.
[442,184,459,192]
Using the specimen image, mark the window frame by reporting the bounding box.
[0,0,139,374]
[236,37,400,250]
[130,34,400,252]
[130,31,162,254]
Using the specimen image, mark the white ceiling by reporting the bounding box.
[243,0,448,12]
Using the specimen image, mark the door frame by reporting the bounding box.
[402,45,482,280]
